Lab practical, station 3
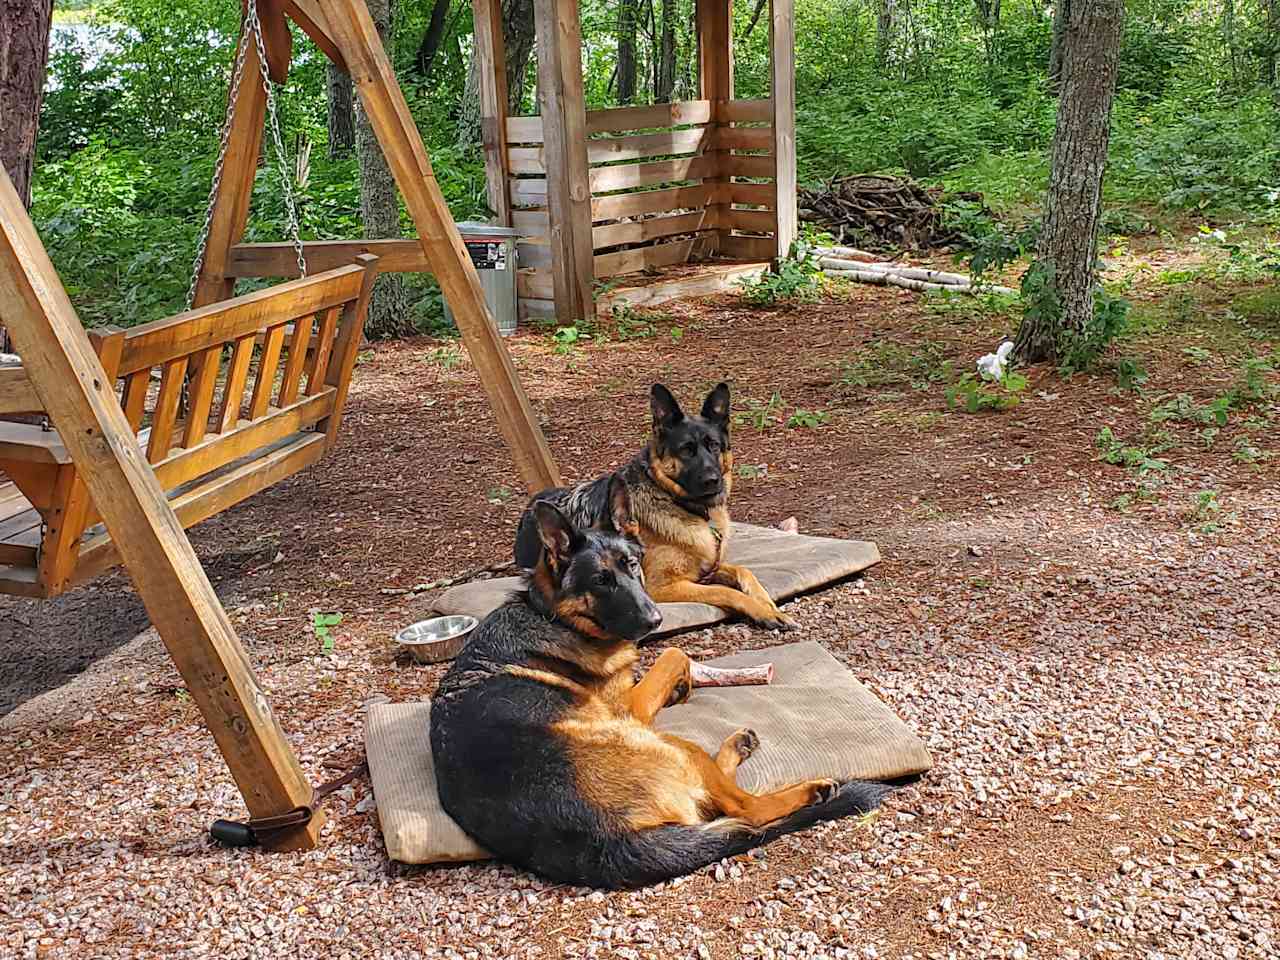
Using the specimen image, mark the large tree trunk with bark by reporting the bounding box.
[357,0,413,339]
[0,0,53,208]
[1013,0,1123,365]
[617,0,639,103]
[457,0,536,147]
[326,63,355,159]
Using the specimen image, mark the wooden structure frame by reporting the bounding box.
[0,0,562,852]
[470,0,797,322]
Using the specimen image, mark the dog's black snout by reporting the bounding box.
[644,606,663,632]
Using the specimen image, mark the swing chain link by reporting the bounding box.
[185,0,306,311]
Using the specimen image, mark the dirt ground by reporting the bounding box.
[1,242,1278,959]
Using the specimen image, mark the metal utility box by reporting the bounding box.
[444,222,519,336]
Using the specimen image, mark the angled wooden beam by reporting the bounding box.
[770,0,797,257]
[318,0,560,492]
[472,0,513,225]
[191,27,270,308]
[282,0,347,71]
[533,0,593,319]
[0,168,323,851]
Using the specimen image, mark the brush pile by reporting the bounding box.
[798,174,982,251]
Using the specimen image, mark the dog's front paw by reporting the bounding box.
[758,611,799,632]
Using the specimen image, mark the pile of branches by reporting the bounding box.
[798,174,983,251]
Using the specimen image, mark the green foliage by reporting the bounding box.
[786,409,829,429]
[312,612,343,654]
[838,339,949,390]
[1113,356,1149,392]
[738,244,821,307]
[944,369,1028,413]
[1095,426,1171,474]
[733,393,784,432]
[1019,260,1131,373]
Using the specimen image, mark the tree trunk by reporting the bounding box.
[0,0,53,208]
[415,0,452,76]
[1047,0,1070,93]
[326,63,355,159]
[973,0,1002,84]
[876,0,897,73]
[357,0,414,339]
[1013,0,1124,365]
[457,0,535,147]
[655,0,676,102]
[617,0,638,103]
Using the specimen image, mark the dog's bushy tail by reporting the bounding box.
[566,781,890,890]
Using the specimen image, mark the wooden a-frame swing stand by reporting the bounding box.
[0,0,558,851]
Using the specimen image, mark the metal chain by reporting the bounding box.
[185,29,252,310]
[185,0,306,310]
[245,0,307,281]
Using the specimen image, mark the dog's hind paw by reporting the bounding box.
[810,779,840,805]
[729,728,760,761]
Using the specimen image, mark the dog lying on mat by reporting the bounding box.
[514,382,796,631]
[431,486,887,889]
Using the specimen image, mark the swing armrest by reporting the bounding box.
[0,422,72,465]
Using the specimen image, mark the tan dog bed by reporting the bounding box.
[365,641,931,865]
[432,523,880,635]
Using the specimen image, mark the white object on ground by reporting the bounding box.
[977,341,1015,379]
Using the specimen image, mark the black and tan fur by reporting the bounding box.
[514,382,796,630]
[432,486,887,888]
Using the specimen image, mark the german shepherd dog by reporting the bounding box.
[514,382,796,630]
[431,483,887,888]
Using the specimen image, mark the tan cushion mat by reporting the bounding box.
[365,641,931,865]
[432,523,880,635]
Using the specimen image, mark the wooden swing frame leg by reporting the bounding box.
[0,170,323,852]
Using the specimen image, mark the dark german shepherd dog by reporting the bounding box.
[513,382,795,630]
[431,482,886,888]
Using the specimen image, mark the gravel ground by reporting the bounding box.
[2,490,1276,959]
[1,263,1278,958]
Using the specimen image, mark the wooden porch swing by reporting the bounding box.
[0,0,558,602]
[0,0,559,852]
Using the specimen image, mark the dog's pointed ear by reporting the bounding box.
[607,473,640,541]
[701,382,730,425]
[533,502,579,572]
[650,384,684,436]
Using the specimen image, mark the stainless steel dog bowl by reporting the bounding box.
[395,615,477,664]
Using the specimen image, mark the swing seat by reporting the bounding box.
[0,256,376,599]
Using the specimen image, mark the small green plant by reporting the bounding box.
[1095,426,1171,474]
[945,369,1028,413]
[1019,260,1129,373]
[1114,356,1149,393]
[1233,438,1269,464]
[786,408,829,429]
[1181,346,1212,365]
[669,326,684,343]
[552,325,586,354]
[486,485,515,504]
[426,345,464,370]
[1230,354,1278,405]
[312,612,343,654]
[735,463,768,480]
[611,305,659,340]
[738,242,821,306]
[1198,426,1220,449]
[839,339,949,391]
[734,392,784,431]
[1190,490,1223,532]
[1149,392,1233,428]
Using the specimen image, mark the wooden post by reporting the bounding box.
[190,28,270,308]
[316,0,560,491]
[770,0,797,257]
[473,0,513,226]
[698,0,733,254]
[0,168,323,851]
[533,0,594,320]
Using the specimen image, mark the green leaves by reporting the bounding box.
[312,612,343,654]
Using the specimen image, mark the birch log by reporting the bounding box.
[691,662,775,687]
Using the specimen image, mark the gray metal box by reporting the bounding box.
[444,221,519,337]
